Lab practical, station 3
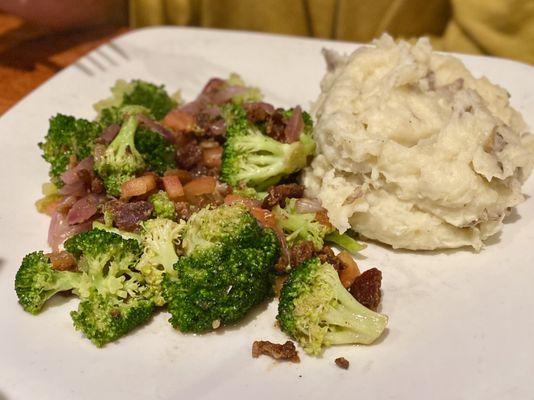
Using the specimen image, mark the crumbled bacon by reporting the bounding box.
[47,251,77,271]
[105,200,154,232]
[262,183,304,210]
[252,340,300,363]
[289,240,315,268]
[335,357,349,369]
[349,268,382,311]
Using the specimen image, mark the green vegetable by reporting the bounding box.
[39,114,102,185]
[272,198,334,251]
[221,106,315,190]
[14,251,82,315]
[95,79,177,124]
[149,191,177,220]
[324,231,366,254]
[94,115,146,196]
[136,218,184,306]
[277,257,388,355]
[162,204,279,332]
[135,128,176,175]
[65,229,155,347]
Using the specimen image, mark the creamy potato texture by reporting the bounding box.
[304,35,534,250]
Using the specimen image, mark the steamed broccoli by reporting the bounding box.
[277,257,388,355]
[39,114,102,185]
[94,115,146,196]
[135,218,184,306]
[272,198,334,251]
[135,128,176,175]
[15,251,81,314]
[149,191,177,220]
[221,106,315,190]
[64,229,154,346]
[95,79,177,124]
[272,199,366,254]
[162,204,279,332]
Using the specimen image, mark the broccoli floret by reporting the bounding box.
[180,204,261,256]
[135,218,184,306]
[95,79,176,124]
[148,191,177,220]
[221,107,315,190]
[162,204,279,332]
[64,229,154,346]
[277,257,388,355]
[135,128,176,175]
[71,293,154,347]
[39,114,102,185]
[163,227,278,332]
[14,251,82,314]
[94,115,146,196]
[272,199,366,254]
[272,198,334,251]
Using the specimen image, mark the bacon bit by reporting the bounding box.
[315,210,333,229]
[183,176,216,197]
[164,169,193,184]
[202,146,223,168]
[120,174,157,199]
[335,357,350,369]
[252,340,300,363]
[163,110,196,131]
[337,251,361,288]
[47,251,77,271]
[224,194,261,208]
[350,268,382,311]
[162,175,184,200]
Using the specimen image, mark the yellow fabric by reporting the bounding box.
[129,0,534,64]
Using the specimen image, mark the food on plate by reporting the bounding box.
[16,75,385,358]
[252,340,300,363]
[334,357,350,369]
[277,257,388,355]
[304,34,534,250]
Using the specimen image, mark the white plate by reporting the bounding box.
[1,27,533,400]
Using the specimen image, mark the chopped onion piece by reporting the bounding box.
[295,198,324,214]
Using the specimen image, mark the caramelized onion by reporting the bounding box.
[224,194,261,208]
[164,169,193,184]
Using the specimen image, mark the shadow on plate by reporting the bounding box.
[0,389,8,400]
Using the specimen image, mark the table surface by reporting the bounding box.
[0,13,126,115]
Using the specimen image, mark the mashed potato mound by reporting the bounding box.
[303,35,534,250]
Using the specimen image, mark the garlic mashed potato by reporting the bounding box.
[304,35,534,250]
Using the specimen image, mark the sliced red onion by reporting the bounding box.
[244,102,275,115]
[99,124,120,144]
[67,194,101,225]
[295,198,325,214]
[48,211,92,251]
[178,100,203,116]
[137,114,174,142]
[200,78,225,95]
[284,106,304,143]
[60,156,94,185]
[210,85,247,105]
